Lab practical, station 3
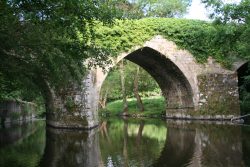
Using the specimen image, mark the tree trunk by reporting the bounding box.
[99,89,108,109]
[133,67,144,112]
[119,60,129,115]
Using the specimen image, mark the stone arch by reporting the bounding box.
[97,36,199,109]
[124,47,194,108]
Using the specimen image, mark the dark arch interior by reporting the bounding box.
[124,47,194,108]
[237,62,250,115]
[237,62,250,93]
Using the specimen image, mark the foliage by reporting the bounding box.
[101,96,165,116]
[94,18,244,67]
[65,97,77,112]
[111,0,191,19]
[0,0,117,103]
[202,0,250,59]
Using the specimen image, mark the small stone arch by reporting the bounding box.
[235,61,249,114]
[235,61,249,88]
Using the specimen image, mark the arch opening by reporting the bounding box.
[99,47,194,112]
[125,47,194,109]
[237,62,250,115]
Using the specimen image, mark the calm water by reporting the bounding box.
[0,118,250,167]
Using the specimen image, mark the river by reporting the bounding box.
[0,118,250,167]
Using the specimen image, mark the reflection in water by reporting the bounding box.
[40,127,101,167]
[99,119,167,167]
[153,125,196,167]
[243,126,250,167]
[195,124,244,167]
[0,119,250,167]
[0,121,45,167]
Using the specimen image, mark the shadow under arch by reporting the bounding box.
[121,46,194,108]
[236,61,250,115]
[152,124,196,167]
[237,61,249,90]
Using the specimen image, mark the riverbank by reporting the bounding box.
[100,96,246,122]
[100,96,165,117]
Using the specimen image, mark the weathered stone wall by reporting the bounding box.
[0,100,35,125]
[46,71,99,129]
[197,73,240,115]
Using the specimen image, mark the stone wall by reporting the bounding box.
[198,73,240,115]
[0,100,35,125]
[46,71,99,129]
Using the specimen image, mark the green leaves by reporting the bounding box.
[112,0,191,18]
[94,18,240,66]
[0,0,117,101]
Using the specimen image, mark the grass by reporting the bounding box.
[100,96,166,117]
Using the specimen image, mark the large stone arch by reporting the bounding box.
[99,47,195,108]
[96,36,202,109]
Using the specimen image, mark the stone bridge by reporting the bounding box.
[46,35,246,129]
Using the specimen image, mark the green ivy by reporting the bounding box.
[93,18,243,67]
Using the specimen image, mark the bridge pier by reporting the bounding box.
[46,72,99,129]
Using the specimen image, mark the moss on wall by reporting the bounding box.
[197,73,240,115]
[92,18,242,67]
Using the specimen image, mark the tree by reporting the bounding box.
[0,0,117,102]
[112,0,191,19]
[119,60,129,115]
[133,67,144,112]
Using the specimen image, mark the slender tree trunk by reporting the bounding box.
[119,60,128,115]
[99,89,108,109]
[103,89,108,108]
[133,67,144,112]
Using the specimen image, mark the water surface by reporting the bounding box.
[0,118,250,167]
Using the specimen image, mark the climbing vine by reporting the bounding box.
[93,18,243,67]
